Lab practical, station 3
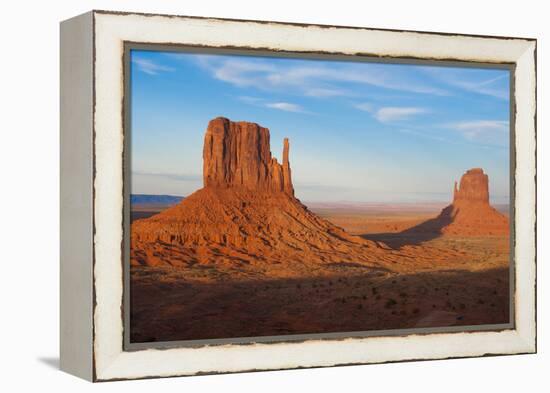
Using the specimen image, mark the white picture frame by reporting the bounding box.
[60,10,536,381]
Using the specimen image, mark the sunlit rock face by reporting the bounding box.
[453,168,490,206]
[441,168,509,236]
[203,117,294,196]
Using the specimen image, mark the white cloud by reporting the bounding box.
[354,103,428,123]
[304,87,350,97]
[265,102,305,113]
[237,96,308,113]
[132,57,174,75]
[353,102,375,112]
[374,107,427,123]
[446,120,509,146]
[450,74,509,99]
[194,56,449,97]
[213,59,276,87]
[237,96,265,105]
[424,68,509,99]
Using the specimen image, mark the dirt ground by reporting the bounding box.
[129,206,510,343]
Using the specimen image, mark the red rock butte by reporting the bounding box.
[432,168,509,236]
[453,168,489,205]
[130,118,509,271]
[130,117,391,268]
[203,117,294,195]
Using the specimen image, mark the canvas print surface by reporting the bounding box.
[128,49,511,344]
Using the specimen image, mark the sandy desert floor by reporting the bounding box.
[129,205,510,343]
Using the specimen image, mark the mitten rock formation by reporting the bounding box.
[453,168,490,205]
[131,117,389,268]
[411,168,509,236]
[203,117,294,195]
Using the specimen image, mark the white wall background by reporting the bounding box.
[0,0,545,391]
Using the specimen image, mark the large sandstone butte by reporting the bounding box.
[411,168,509,236]
[203,117,294,195]
[131,117,390,268]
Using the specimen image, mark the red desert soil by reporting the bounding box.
[130,117,510,343]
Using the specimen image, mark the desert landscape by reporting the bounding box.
[129,117,510,343]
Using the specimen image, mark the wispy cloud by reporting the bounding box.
[446,120,509,146]
[353,102,375,112]
[237,96,265,105]
[355,102,428,123]
[132,57,175,75]
[193,56,449,97]
[304,87,350,97]
[265,102,305,112]
[424,68,509,99]
[447,74,509,99]
[375,107,427,123]
[213,59,276,87]
[237,96,309,113]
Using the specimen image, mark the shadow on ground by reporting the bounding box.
[361,205,455,249]
[37,357,59,370]
[130,266,509,343]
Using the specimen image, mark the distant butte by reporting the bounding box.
[411,168,509,236]
[453,168,490,205]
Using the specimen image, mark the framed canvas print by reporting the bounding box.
[60,10,537,381]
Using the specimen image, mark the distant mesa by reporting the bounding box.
[131,194,184,206]
[409,168,509,236]
[131,117,382,268]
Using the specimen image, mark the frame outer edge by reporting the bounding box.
[512,41,537,353]
[91,11,538,380]
[59,10,95,382]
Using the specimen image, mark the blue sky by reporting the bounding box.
[130,49,510,204]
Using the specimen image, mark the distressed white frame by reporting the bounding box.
[70,10,536,381]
